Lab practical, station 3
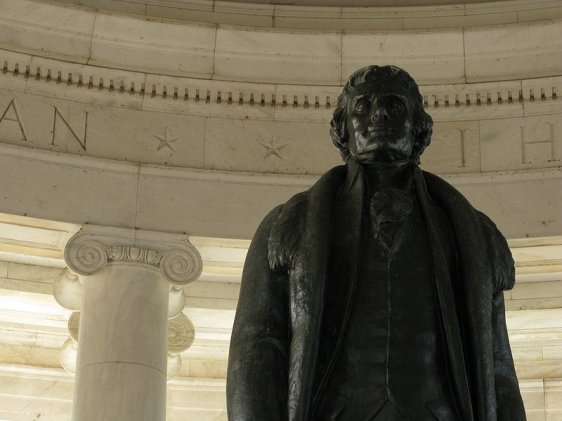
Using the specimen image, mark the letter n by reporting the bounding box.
[51,106,88,151]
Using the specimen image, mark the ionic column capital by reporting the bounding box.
[64,225,202,287]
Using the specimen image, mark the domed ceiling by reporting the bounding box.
[222,0,511,5]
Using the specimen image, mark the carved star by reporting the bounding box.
[260,139,287,159]
[154,127,179,152]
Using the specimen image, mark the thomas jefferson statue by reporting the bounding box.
[227,65,526,421]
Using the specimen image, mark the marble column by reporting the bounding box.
[56,225,202,421]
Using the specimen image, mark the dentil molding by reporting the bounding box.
[1,48,560,121]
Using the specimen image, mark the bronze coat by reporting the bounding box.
[227,163,526,421]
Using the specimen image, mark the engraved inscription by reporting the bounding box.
[260,138,287,159]
[154,127,179,152]
[0,98,28,141]
[51,106,88,151]
[457,128,468,168]
[520,123,558,164]
[421,123,479,174]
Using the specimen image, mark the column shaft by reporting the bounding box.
[72,263,169,421]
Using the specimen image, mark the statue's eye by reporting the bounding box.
[353,100,368,114]
[389,98,407,113]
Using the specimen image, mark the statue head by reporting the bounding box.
[330,65,433,165]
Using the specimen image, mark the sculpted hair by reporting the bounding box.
[330,65,433,163]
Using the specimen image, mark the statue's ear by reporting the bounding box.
[412,117,433,158]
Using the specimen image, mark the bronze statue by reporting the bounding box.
[227,65,526,421]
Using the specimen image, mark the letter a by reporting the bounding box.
[0,98,28,141]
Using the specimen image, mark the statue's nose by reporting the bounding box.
[371,107,389,123]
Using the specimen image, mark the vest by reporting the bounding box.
[314,184,458,421]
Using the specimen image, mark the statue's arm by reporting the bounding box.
[476,211,526,420]
[492,291,526,421]
[227,207,290,421]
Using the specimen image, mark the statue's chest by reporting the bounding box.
[315,198,456,420]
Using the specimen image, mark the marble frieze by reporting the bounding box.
[0,52,560,175]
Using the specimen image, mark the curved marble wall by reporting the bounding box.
[0,0,560,239]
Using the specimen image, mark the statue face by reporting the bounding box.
[346,80,415,164]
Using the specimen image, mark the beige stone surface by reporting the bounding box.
[204,117,341,174]
[85,106,207,168]
[134,165,309,238]
[0,89,203,167]
[520,379,546,421]
[273,5,342,30]
[480,115,561,172]
[341,29,465,85]
[0,139,560,239]
[0,2,561,87]
[74,363,166,421]
[0,366,73,421]
[0,261,7,278]
[0,0,95,63]
[545,380,562,421]
[148,1,275,27]
[420,121,481,174]
[0,144,140,228]
[76,266,169,372]
[3,80,561,176]
[214,28,342,85]
[44,0,562,32]
[518,5,562,23]
[90,14,216,78]
[444,169,562,238]
[465,20,562,83]
[403,9,518,29]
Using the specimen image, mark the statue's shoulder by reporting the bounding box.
[267,165,347,271]
[421,170,515,292]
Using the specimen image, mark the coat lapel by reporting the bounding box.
[422,171,498,421]
[311,161,366,411]
[414,169,475,421]
[287,166,347,421]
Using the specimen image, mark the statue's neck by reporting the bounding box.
[361,160,415,193]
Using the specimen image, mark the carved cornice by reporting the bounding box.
[1,50,561,122]
[64,225,203,286]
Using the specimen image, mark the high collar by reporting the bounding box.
[344,158,418,194]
